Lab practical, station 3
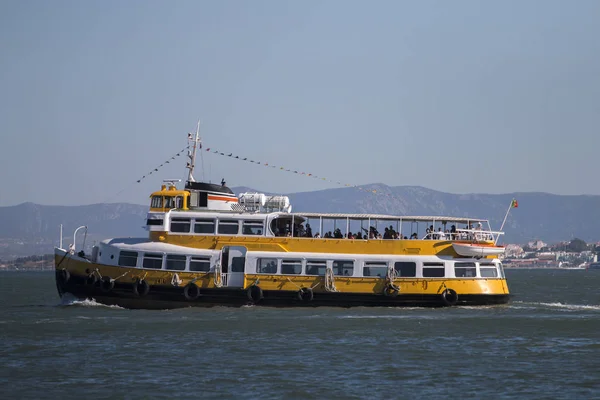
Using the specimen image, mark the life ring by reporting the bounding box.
[184,283,200,300]
[85,273,97,286]
[57,268,70,284]
[297,287,314,302]
[441,288,458,306]
[133,278,150,297]
[383,284,400,297]
[247,285,263,303]
[100,276,114,293]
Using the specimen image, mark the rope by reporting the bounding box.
[171,273,183,286]
[324,268,338,292]
[286,277,303,290]
[385,266,400,292]
[111,270,130,282]
[92,268,103,279]
[213,261,223,288]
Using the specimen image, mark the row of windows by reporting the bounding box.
[151,196,186,209]
[118,251,211,272]
[117,250,501,278]
[170,218,264,235]
[255,258,500,278]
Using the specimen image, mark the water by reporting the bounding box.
[1,269,600,399]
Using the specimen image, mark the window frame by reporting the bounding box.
[257,258,278,274]
[170,218,191,233]
[194,218,216,234]
[142,252,163,269]
[118,251,138,267]
[422,262,446,278]
[218,219,240,235]
[363,262,388,278]
[281,259,303,275]
[189,256,211,272]
[165,254,187,271]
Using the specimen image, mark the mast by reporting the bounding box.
[186,120,201,182]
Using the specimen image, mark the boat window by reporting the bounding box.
[281,259,302,275]
[231,257,245,272]
[242,221,264,235]
[498,262,505,278]
[454,262,477,278]
[189,257,211,272]
[146,218,163,226]
[118,251,138,267]
[164,196,175,209]
[363,262,388,278]
[194,219,215,234]
[218,219,239,235]
[142,253,163,269]
[165,254,186,271]
[332,260,354,276]
[151,196,163,208]
[170,218,191,233]
[480,263,498,278]
[394,261,416,277]
[305,260,327,276]
[175,196,184,209]
[257,258,278,274]
[423,262,445,278]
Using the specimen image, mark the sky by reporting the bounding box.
[1,0,599,206]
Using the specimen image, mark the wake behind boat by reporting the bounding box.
[54,125,510,309]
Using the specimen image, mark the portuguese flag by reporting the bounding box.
[511,199,518,208]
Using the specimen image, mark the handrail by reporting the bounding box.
[72,225,87,252]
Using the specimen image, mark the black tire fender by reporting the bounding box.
[85,273,97,286]
[297,287,314,301]
[247,285,263,303]
[100,276,114,293]
[441,288,458,306]
[58,269,70,284]
[133,278,150,297]
[184,283,200,300]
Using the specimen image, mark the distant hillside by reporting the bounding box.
[1,185,598,258]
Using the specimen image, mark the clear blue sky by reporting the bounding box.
[1,0,599,206]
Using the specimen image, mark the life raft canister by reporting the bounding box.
[133,278,150,297]
[100,276,114,293]
[297,287,314,302]
[441,288,458,306]
[247,285,263,303]
[184,282,200,300]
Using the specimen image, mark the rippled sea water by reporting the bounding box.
[1,269,600,399]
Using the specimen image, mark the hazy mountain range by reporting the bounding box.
[1,184,598,259]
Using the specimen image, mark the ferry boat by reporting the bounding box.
[54,128,510,309]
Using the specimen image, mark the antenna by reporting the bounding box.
[186,120,201,182]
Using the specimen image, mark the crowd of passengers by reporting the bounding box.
[276,223,491,241]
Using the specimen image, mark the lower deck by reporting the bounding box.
[54,250,510,309]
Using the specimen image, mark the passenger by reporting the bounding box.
[383,227,391,239]
[389,225,396,238]
[314,232,321,238]
[305,223,313,238]
[437,228,446,240]
[450,225,457,240]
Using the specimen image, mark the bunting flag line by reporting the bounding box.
[205,146,388,197]
[102,145,191,204]
[135,146,190,183]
